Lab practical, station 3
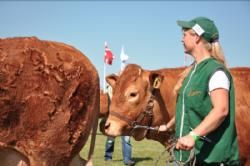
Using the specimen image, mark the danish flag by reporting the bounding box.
[104,42,115,65]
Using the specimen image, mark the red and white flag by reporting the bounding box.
[104,41,115,65]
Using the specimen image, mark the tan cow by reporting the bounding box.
[0,37,100,166]
[102,64,250,165]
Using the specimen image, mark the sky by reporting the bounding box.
[1,1,249,88]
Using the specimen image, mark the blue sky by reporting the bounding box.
[1,1,249,87]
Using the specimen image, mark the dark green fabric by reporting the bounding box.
[174,58,240,165]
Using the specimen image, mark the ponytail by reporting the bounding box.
[211,41,227,66]
[203,40,227,66]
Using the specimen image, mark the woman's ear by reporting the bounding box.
[195,34,202,44]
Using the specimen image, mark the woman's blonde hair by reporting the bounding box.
[173,31,227,94]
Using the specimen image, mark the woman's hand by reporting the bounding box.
[158,124,169,132]
[158,117,175,132]
[176,134,195,151]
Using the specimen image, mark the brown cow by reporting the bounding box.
[102,64,250,165]
[99,90,110,119]
[0,37,100,166]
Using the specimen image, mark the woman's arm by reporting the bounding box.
[192,88,229,136]
[158,116,176,132]
[176,88,229,150]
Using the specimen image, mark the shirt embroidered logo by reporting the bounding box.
[188,90,202,97]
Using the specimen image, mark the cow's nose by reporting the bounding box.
[104,122,110,130]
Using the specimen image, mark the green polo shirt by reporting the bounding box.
[174,58,240,165]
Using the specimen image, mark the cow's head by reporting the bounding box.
[103,64,164,141]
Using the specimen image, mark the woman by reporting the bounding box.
[159,17,240,165]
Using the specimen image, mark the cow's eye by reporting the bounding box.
[125,87,139,103]
[130,92,137,97]
[127,91,139,103]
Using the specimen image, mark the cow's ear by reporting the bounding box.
[149,73,163,89]
[106,74,118,88]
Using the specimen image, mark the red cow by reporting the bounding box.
[0,37,99,166]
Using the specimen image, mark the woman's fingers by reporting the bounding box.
[176,135,195,150]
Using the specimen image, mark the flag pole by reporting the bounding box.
[103,41,115,93]
[103,61,106,93]
[121,61,124,71]
[103,41,107,93]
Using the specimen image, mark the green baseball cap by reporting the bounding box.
[177,17,219,43]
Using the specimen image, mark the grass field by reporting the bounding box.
[80,130,170,166]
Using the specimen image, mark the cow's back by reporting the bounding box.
[231,67,250,163]
[0,37,99,165]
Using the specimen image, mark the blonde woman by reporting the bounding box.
[159,17,240,165]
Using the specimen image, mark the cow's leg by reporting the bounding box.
[70,154,86,166]
[0,148,29,166]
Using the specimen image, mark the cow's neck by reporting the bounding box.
[147,68,183,146]
[153,70,181,125]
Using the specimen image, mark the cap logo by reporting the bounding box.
[192,24,205,36]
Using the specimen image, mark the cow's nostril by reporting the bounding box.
[104,122,110,130]
[99,118,107,134]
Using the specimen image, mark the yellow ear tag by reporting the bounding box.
[153,77,160,89]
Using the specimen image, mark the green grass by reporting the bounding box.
[80,130,170,166]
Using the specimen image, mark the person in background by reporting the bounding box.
[104,136,135,166]
[158,16,240,165]
[104,85,135,166]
